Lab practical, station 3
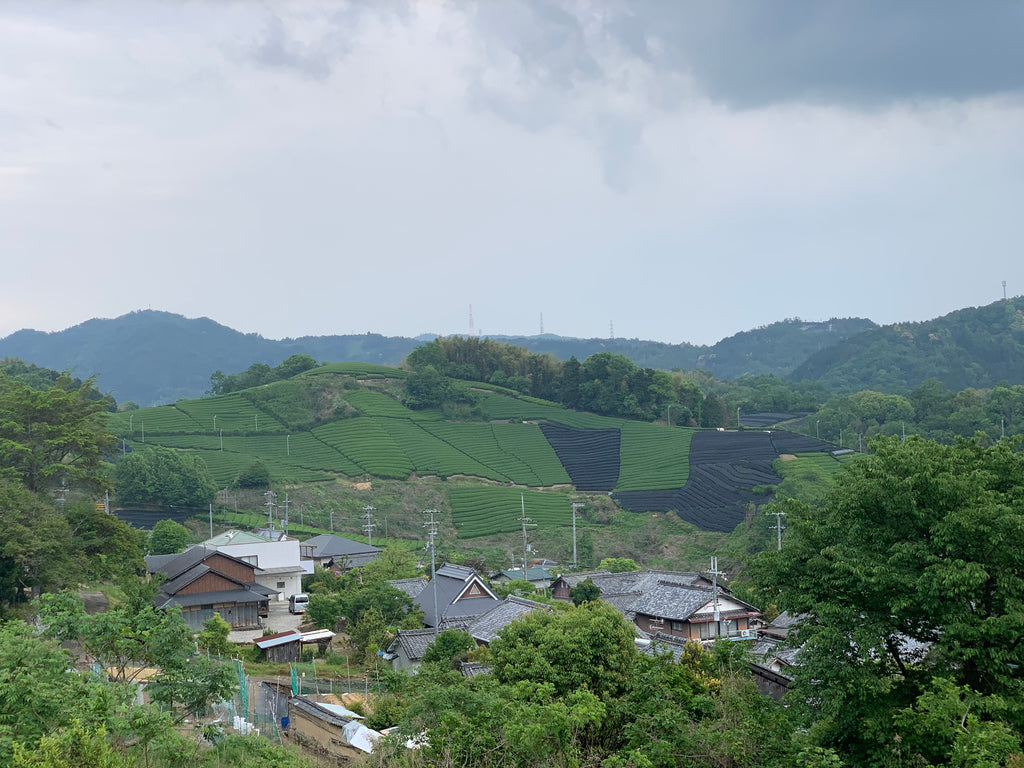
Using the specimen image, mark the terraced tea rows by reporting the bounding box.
[177,393,287,433]
[614,423,694,491]
[380,420,506,481]
[490,423,571,486]
[540,423,621,490]
[312,419,414,479]
[309,362,408,379]
[450,486,573,538]
[109,406,201,435]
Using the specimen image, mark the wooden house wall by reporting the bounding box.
[264,641,301,664]
[204,553,255,583]
[178,571,242,596]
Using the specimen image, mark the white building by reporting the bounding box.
[203,530,313,601]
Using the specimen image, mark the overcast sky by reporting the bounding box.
[2,1,1022,346]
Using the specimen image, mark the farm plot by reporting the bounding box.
[739,412,810,428]
[614,423,694,492]
[475,392,624,430]
[312,418,414,479]
[490,423,571,487]
[187,448,333,487]
[380,420,507,481]
[177,393,286,434]
[539,424,620,491]
[768,430,836,454]
[450,486,573,538]
[345,390,420,419]
[688,430,779,465]
[241,380,317,429]
[421,423,542,485]
[107,406,202,436]
[308,362,408,379]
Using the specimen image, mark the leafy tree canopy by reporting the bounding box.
[208,354,319,395]
[0,370,114,493]
[114,447,217,508]
[751,435,1024,765]
[599,557,639,573]
[148,518,191,556]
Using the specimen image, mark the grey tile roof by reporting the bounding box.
[460,662,492,678]
[415,564,501,627]
[388,628,438,661]
[493,567,553,582]
[552,570,611,587]
[303,534,382,559]
[388,577,428,599]
[630,582,718,622]
[468,596,553,644]
[156,588,270,609]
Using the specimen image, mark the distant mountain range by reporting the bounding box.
[0,310,875,406]
[6,300,1024,406]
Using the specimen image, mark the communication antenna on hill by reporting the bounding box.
[469,304,475,336]
[539,312,544,335]
[423,509,440,637]
[1003,281,1008,301]
[519,494,537,576]
[362,506,376,547]
[609,320,614,339]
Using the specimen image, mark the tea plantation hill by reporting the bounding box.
[1,309,875,406]
[108,362,843,540]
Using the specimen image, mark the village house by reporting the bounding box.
[489,566,554,590]
[385,595,552,672]
[414,563,502,629]
[549,569,760,642]
[145,546,276,631]
[286,695,383,760]
[302,533,382,570]
[203,529,313,602]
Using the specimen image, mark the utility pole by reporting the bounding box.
[769,510,785,551]
[283,494,290,535]
[736,406,741,428]
[264,490,276,531]
[519,495,536,577]
[709,556,725,635]
[423,510,440,638]
[362,506,376,546]
[571,502,585,571]
[816,420,820,440]
[209,503,214,538]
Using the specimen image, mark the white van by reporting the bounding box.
[289,593,309,614]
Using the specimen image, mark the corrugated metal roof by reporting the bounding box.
[254,630,302,649]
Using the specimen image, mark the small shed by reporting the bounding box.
[254,629,303,663]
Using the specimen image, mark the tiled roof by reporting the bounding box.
[388,628,438,661]
[468,596,552,644]
[388,577,428,598]
[493,567,553,582]
[552,570,610,587]
[460,661,492,678]
[415,565,501,627]
[156,588,270,609]
[303,534,382,559]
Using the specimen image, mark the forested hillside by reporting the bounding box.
[0,310,874,406]
[792,297,1024,392]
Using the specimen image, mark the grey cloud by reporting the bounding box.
[249,14,333,80]
[603,0,1024,108]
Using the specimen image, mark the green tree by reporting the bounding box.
[37,590,236,725]
[421,630,475,670]
[490,601,637,701]
[65,502,146,580]
[197,613,232,657]
[751,435,1024,764]
[115,447,217,507]
[569,578,601,605]
[0,371,114,493]
[404,365,453,409]
[599,557,639,573]
[235,459,271,489]
[148,519,190,555]
[0,482,77,607]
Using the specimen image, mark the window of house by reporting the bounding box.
[669,620,685,633]
[697,622,718,640]
[276,581,286,589]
